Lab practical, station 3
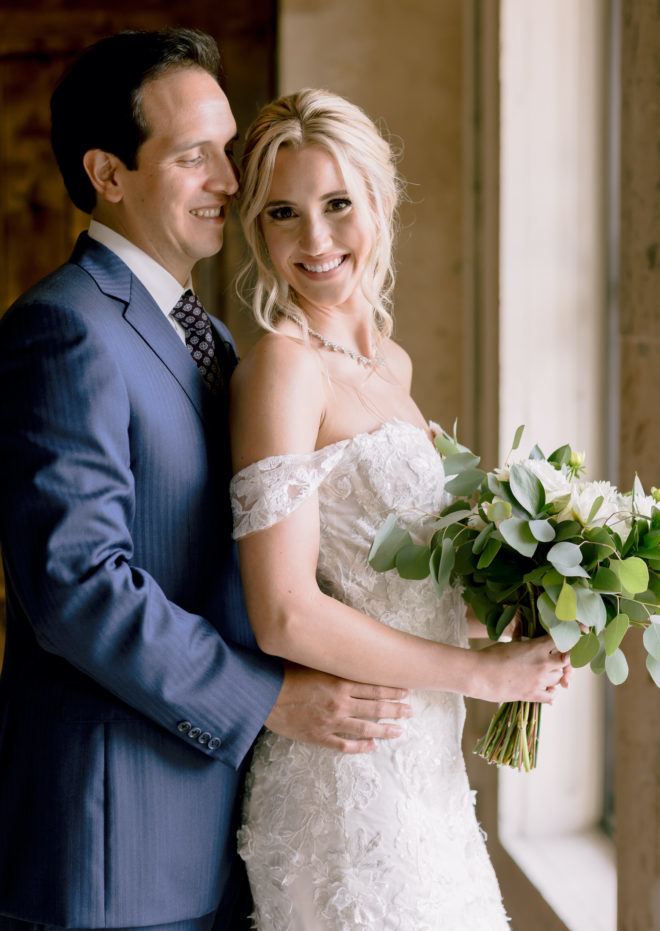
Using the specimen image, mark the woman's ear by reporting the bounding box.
[82,149,124,204]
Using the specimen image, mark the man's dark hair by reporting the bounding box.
[51,28,222,213]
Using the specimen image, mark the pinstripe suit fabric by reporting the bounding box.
[0,235,282,928]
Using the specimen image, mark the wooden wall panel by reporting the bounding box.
[0,0,276,662]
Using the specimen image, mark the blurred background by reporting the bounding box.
[0,1,658,928]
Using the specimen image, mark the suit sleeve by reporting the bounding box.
[0,295,283,769]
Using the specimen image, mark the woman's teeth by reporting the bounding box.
[301,256,344,273]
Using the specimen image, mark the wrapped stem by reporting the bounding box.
[474,700,542,771]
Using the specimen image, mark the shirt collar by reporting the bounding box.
[88,220,193,314]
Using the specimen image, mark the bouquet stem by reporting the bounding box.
[473,701,542,771]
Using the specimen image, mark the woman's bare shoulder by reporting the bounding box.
[230,330,327,462]
[233,329,324,392]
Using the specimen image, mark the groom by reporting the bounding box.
[0,28,409,931]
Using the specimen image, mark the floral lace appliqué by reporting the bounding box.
[232,421,509,930]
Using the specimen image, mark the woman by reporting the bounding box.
[230,89,570,930]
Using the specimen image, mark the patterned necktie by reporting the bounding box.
[170,290,224,395]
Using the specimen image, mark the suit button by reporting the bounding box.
[208,737,221,750]
[198,731,211,745]
[188,727,202,739]
[177,720,192,734]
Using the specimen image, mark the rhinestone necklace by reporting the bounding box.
[280,311,383,368]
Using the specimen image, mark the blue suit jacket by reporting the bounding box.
[0,234,283,927]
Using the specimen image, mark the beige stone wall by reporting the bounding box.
[278,0,466,432]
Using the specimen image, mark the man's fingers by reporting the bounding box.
[323,736,377,754]
[349,684,409,701]
[348,698,412,720]
[322,717,407,752]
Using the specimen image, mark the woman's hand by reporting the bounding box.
[471,635,573,704]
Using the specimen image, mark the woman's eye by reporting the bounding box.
[326,197,352,213]
[267,206,296,221]
[180,155,203,167]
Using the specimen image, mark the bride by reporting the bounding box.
[229,88,570,930]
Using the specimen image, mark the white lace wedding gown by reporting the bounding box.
[230,420,509,930]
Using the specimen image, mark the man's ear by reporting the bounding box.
[82,149,125,204]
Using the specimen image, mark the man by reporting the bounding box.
[0,28,409,931]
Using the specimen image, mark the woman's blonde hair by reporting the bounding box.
[237,88,402,339]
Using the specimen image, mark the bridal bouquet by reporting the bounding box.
[368,425,660,771]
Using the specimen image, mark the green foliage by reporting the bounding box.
[370,424,660,769]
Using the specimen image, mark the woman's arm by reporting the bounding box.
[230,336,569,704]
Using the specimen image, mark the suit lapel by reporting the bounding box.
[72,234,211,421]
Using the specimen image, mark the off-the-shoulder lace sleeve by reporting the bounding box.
[230,442,349,540]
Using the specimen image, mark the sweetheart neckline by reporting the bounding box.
[312,418,436,456]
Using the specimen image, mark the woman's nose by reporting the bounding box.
[299,214,332,255]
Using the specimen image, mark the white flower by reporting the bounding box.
[556,480,623,529]
[521,459,573,504]
[633,494,658,520]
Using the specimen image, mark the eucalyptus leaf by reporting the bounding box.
[537,592,581,650]
[570,631,601,668]
[555,580,578,621]
[528,444,545,460]
[619,598,651,623]
[509,464,546,517]
[604,613,630,656]
[584,495,604,526]
[584,526,615,547]
[495,604,518,639]
[605,648,629,685]
[646,654,660,687]
[616,556,649,595]
[575,588,607,633]
[432,509,473,531]
[472,522,494,554]
[541,568,563,603]
[523,565,547,585]
[554,520,583,542]
[590,642,607,675]
[547,541,590,578]
[487,473,507,498]
[368,515,412,571]
[548,444,571,467]
[476,537,502,569]
[592,566,621,593]
[512,424,525,450]
[443,451,481,476]
[548,618,582,652]
[537,592,558,630]
[431,536,455,598]
[643,620,660,662]
[529,519,556,543]
[395,543,431,580]
[486,499,512,523]
[445,469,486,497]
[434,433,460,457]
[499,517,538,558]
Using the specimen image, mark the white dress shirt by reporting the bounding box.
[88,220,192,344]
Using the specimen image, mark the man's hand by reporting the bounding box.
[265,662,412,753]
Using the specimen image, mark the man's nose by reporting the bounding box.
[208,151,239,196]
